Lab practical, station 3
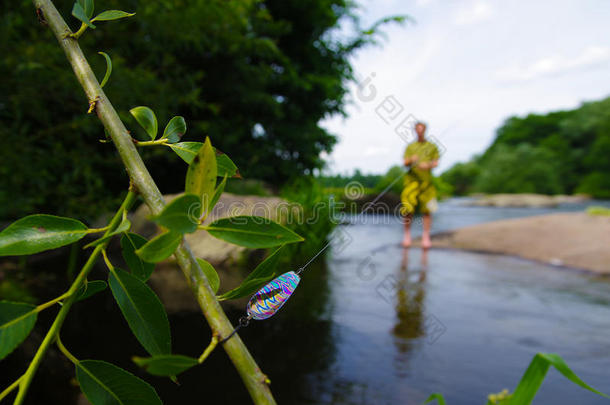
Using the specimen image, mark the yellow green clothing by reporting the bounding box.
[401,141,439,215]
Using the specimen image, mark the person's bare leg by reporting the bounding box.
[402,214,413,247]
[422,214,432,248]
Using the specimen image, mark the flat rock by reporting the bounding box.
[131,192,289,267]
[429,212,610,274]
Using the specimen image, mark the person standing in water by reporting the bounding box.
[401,122,439,248]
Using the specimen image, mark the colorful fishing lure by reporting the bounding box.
[246,271,301,320]
[219,271,302,343]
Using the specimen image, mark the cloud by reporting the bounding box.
[496,45,610,82]
[454,1,493,26]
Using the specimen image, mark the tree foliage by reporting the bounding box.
[0,0,402,221]
[441,97,610,197]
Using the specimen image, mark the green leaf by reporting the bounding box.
[130,106,158,140]
[0,301,37,360]
[108,268,171,356]
[206,216,303,248]
[83,217,131,249]
[170,143,240,178]
[161,116,186,144]
[0,215,88,256]
[196,259,220,294]
[97,52,112,88]
[152,194,200,234]
[169,142,201,164]
[72,3,95,28]
[424,393,447,405]
[120,233,155,281]
[218,246,283,300]
[209,175,227,214]
[76,280,107,302]
[216,149,241,178]
[77,0,94,18]
[185,137,217,215]
[133,355,198,377]
[135,231,182,263]
[92,10,135,22]
[218,276,274,302]
[511,353,608,404]
[76,359,162,405]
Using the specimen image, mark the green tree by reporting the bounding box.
[0,0,403,221]
[440,96,610,198]
[374,165,405,195]
[440,160,480,195]
[475,144,563,195]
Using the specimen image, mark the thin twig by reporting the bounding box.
[12,191,136,405]
[0,375,23,402]
[198,334,219,364]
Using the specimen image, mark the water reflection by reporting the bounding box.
[392,248,428,377]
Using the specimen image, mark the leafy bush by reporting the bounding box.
[280,177,337,262]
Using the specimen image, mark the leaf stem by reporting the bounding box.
[69,22,87,39]
[12,191,136,405]
[56,335,79,365]
[35,291,72,312]
[198,334,218,364]
[85,225,110,234]
[136,139,170,147]
[101,248,114,271]
[0,376,23,402]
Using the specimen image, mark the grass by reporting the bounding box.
[586,206,610,216]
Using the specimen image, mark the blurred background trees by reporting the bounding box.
[0,0,402,221]
[441,96,610,198]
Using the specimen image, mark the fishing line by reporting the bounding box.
[219,168,407,344]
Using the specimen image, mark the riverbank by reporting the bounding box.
[468,193,590,207]
[425,212,610,274]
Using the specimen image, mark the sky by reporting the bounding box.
[320,0,610,175]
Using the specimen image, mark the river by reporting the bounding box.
[5,198,610,404]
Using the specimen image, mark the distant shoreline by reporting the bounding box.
[465,193,591,208]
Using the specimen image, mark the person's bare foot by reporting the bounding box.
[402,235,412,247]
[421,235,432,249]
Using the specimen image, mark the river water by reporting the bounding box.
[6,199,610,404]
[224,198,610,404]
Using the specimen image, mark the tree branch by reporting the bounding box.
[31,1,276,404]
[14,191,137,405]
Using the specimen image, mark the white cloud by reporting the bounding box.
[454,1,493,26]
[496,45,610,82]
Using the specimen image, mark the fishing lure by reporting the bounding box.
[220,174,402,344]
[219,269,305,343]
[247,271,301,320]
